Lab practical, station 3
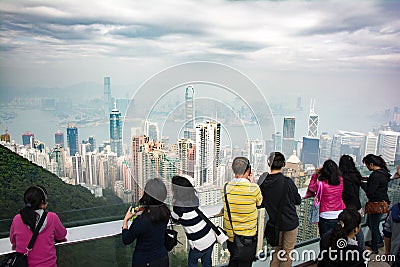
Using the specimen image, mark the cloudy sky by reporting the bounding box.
[0,0,399,135]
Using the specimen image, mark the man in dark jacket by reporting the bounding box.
[259,152,301,267]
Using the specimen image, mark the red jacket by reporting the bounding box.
[307,173,346,213]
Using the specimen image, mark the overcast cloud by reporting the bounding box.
[0,0,399,136]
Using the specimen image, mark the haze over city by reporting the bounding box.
[1,0,399,146]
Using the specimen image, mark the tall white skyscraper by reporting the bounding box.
[377,130,400,163]
[307,99,319,138]
[195,122,221,187]
[364,132,378,156]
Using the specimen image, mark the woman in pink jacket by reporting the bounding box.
[9,185,67,267]
[307,159,346,236]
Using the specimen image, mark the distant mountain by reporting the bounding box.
[0,144,127,237]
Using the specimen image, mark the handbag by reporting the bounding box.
[309,181,323,224]
[264,177,288,246]
[365,201,389,214]
[223,183,257,262]
[164,218,179,251]
[2,212,48,267]
[194,207,228,245]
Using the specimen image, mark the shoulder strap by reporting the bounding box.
[27,211,48,251]
[223,183,235,235]
[194,207,221,235]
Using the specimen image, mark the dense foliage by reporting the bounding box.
[0,144,128,237]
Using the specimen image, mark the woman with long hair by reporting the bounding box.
[318,209,365,266]
[361,154,390,254]
[307,159,346,236]
[339,154,364,249]
[171,175,216,267]
[10,185,67,267]
[122,178,171,267]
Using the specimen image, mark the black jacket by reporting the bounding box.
[342,174,361,210]
[361,169,390,203]
[259,172,301,231]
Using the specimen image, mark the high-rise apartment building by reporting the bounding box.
[282,117,296,157]
[364,132,378,156]
[110,107,122,157]
[178,138,194,176]
[307,99,319,138]
[377,130,400,163]
[22,132,34,147]
[104,77,112,116]
[248,139,265,175]
[67,124,78,156]
[132,135,149,203]
[55,130,64,147]
[194,121,221,187]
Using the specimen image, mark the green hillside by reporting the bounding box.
[0,144,129,237]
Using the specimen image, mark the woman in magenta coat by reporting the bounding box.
[307,159,346,236]
[10,186,67,267]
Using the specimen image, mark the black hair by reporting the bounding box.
[362,154,389,173]
[330,209,361,249]
[319,159,341,185]
[268,152,286,170]
[138,178,170,224]
[232,157,250,176]
[339,155,362,186]
[20,185,48,231]
[171,175,199,207]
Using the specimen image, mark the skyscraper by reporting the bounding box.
[144,120,159,142]
[319,132,332,164]
[110,106,122,157]
[194,121,221,187]
[184,86,195,140]
[330,130,365,163]
[301,136,320,168]
[104,77,112,116]
[22,132,34,147]
[88,136,96,152]
[377,130,400,163]
[67,124,79,156]
[132,135,149,203]
[282,117,296,157]
[307,99,319,138]
[364,132,378,156]
[272,132,283,152]
[55,130,64,147]
[178,138,194,176]
[248,139,265,175]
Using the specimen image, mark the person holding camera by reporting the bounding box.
[223,157,262,267]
